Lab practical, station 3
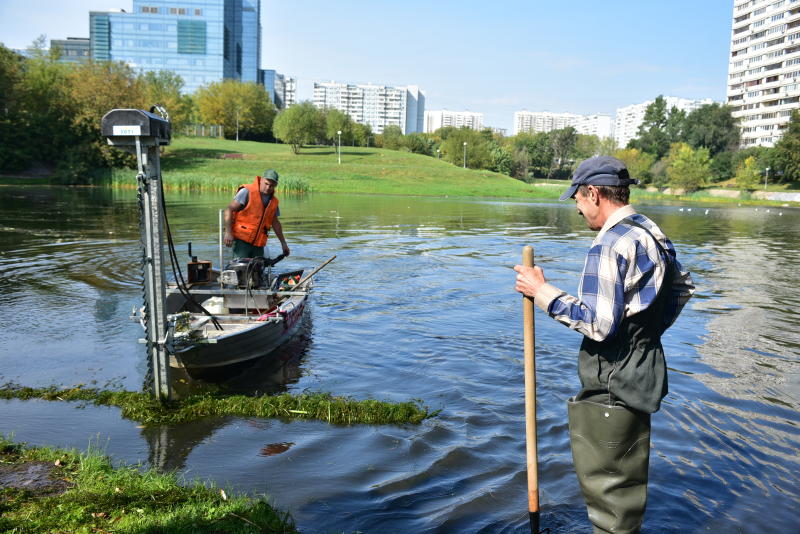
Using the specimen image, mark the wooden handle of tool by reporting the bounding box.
[522,246,540,521]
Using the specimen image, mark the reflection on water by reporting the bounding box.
[1,186,799,532]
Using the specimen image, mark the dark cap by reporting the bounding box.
[263,169,279,183]
[559,156,639,201]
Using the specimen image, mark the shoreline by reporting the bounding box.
[3,176,798,209]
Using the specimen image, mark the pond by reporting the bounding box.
[1,186,798,533]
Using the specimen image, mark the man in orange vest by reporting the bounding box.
[223,169,290,260]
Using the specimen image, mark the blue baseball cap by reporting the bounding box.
[559,156,639,201]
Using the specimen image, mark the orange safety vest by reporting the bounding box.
[231,176,279,247]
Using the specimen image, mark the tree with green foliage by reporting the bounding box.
[195,79,275,141]
[66,60,146,180]
[324,108,353,145]
[272,101,324,154]
[630,96,685,159]
[683,103,740,157]
[597,136,619,156]
[614,148,656,184]
[0,45,30,172]
[401,132,435,156]
[441,127,491,169]
[772,109,800,183]
[488,142,513,175]
[548,126,577,179]
[511,146,531,180]
[380,125,404,150]
[666,143,710,192]
[139,70,194,132]
[352,122,373,147]
[734,156,761,190]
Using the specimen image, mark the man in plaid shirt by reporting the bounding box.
[515,156,694,534]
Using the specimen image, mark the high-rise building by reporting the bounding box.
[260,69,296,109]
[51,37,91,64]
[727,0,800,147]
[613,96,713,148]
[313,81,425,134]
[424,110,483,133]
[90,0,261,93]
[513,111,613,138]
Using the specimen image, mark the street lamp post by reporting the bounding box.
[337,130,342,165]
[436,148,440,159]
[463,141,467,169]
[765,166,770,190]
[235,108,240,142]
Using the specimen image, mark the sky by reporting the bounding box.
[0,0,734,131]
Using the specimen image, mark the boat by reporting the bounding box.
[160,254,334,371]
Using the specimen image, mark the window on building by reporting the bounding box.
[195,9,202,15]
[177,20,206,54]
[141,6,159,13]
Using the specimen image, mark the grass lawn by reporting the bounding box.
[0,435,297,533]
[111,136,560,199]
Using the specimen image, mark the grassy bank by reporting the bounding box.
[0,435,296,533]
[110,137,560,199]
[0,386,434,426]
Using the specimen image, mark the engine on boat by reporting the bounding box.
[222,257,267,289]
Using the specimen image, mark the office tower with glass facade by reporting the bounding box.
[313,81,425,134]
[261,69,297,109]
[51,37,91,64]
[90,0,260,93]
[728,0,800,147]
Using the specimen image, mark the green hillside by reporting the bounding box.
[112,137,559,199]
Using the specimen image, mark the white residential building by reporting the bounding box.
[424,110,484,132]
[513,111,613,138]
[613,96,714,148]
[312,81,425,134]
[727,0,800,147]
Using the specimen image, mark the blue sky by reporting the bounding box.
[0,0,734,131]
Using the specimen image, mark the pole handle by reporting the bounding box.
[522,246,540,520]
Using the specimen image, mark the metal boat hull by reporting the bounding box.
[169,294,308,369]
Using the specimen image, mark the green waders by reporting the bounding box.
[568,397,651,534]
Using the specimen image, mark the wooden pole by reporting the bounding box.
[522,245,540,533]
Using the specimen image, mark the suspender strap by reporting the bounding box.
[619,217,672,267]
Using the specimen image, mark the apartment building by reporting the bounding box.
[727,0,800,147]
[313,81,425,134]
[513,111,613,138]
[424,110,484,133]
[90,0,261,93]
[613,96,714,148]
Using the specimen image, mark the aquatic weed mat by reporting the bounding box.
[0,435,297,533]
[0,385,435,426]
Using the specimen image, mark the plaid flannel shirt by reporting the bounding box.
[534,205,695,342]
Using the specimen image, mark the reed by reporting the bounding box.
[0,434,297,533]
[0,386,435,426]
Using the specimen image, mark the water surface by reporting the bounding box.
[1,187,798,532]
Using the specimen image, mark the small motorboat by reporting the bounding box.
[139,254,334,371]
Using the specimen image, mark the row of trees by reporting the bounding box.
[3,40,800,189]
[0,43,277,181]
[360,95,800,190]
